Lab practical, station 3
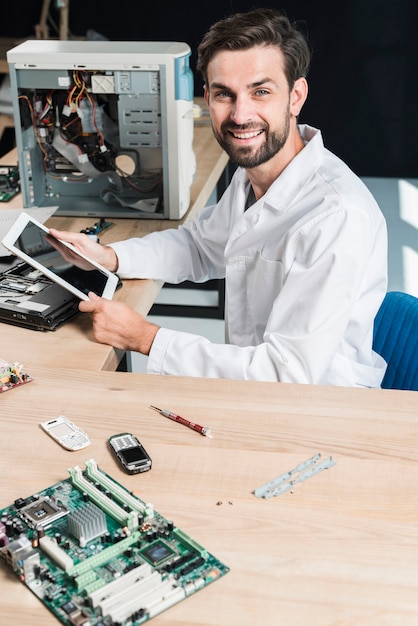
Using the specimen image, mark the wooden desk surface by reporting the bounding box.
[0,111,228,372]
[1,368,418,625]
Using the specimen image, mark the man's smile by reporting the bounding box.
[230,129,264,140]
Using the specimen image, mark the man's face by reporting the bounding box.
[204,46,300,169]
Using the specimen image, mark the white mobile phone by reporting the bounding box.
[40,415,91,451]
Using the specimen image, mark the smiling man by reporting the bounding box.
[51,8,388,386]
[203,46,305,184]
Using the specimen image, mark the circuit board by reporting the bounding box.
[79,219,114,240]
[0,459,229,625]
[0,165,20,202]
[0,358,33,393]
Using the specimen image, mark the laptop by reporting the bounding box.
[0,207,79,330]
[0,255,80,331]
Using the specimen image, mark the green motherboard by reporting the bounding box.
[0,459,229,625]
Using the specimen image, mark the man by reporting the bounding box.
[51,8,388,386]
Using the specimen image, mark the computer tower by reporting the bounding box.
[7,40,196,219]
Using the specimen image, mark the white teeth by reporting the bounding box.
[232,130,261,139]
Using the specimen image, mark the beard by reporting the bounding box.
[212,109,291,169]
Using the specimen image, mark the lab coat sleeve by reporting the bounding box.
[147,327,279,379]
[109,201,230,283]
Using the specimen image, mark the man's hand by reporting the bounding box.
[79,292,160,355]
[48,228,119,272]
[45,234,99,271]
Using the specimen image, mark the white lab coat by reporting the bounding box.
[111,125,388,386]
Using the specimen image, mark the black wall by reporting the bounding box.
[2,1,418,177]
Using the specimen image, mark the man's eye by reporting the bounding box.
[214,91,232,99]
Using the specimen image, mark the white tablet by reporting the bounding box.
[1,212,119,301]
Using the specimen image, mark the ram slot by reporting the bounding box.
[88,562,152,607]
[68,464,139,531]
[84,459,154,520]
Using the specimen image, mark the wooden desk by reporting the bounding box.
[0,112,229,371]
[1,369,418,625]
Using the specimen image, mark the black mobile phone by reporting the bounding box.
[108,433,152,474]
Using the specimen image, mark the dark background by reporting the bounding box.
[1,0,417,177]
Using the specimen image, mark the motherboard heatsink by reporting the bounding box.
[0,459,229,625]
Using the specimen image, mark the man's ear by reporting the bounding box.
[203,84,210,106]
[290,77,308,117]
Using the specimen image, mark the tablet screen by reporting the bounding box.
[13,220,110,298]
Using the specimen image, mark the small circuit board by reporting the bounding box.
[0,165,20,202]
[0,459,229,625]
[0,358,33,393]
[80,218,114,240]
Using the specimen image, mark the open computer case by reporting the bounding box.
[7,40,196,220]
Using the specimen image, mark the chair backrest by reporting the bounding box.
[373,291,418,390]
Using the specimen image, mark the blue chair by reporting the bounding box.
[373,291,418,390]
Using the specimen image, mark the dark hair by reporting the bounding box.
[196,8,311,90]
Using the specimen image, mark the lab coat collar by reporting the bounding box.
[234,124,325,215]
[264,124,325,213]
